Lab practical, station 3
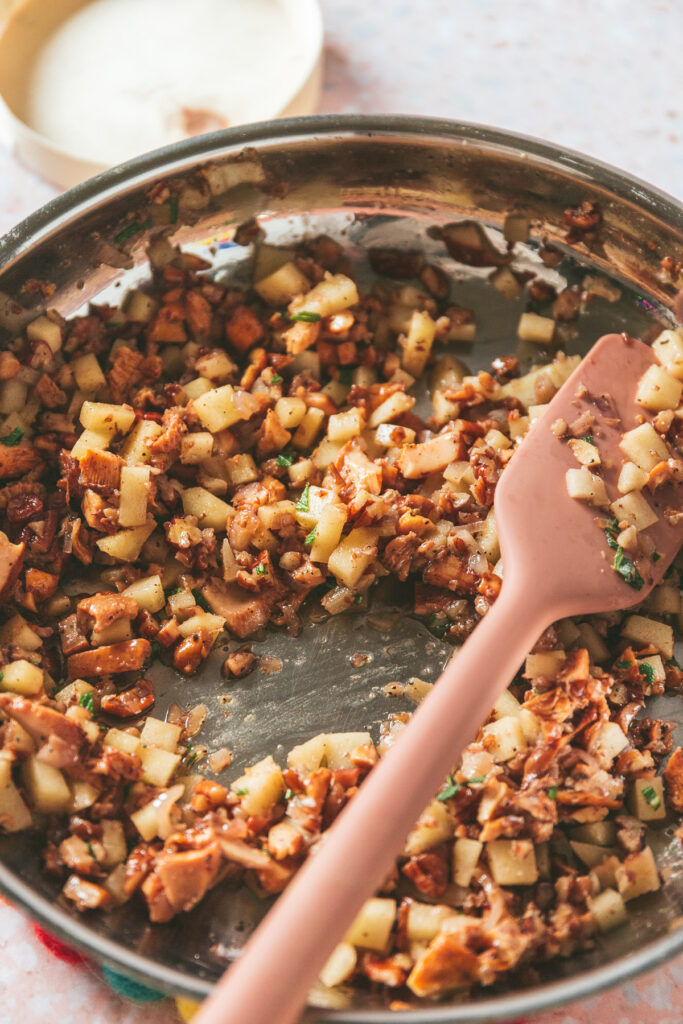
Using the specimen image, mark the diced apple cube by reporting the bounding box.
[72,353,106,393]
[80,401,135,435]
[139,746,181,787]
[621,614,674,658]
[453,837,483,887]
[22,757,71,813]
[568,437,600,467]
[652,328,683,380]
[96,522,155,562]
[1,659,44,696]
[570,840,616,869]
[140,718,182,753]
[254,261,311,307]
[481,716,526,762]
[615,845,660,901]
[287,733,328,772]
[617,461,648,494]
[104,728,141,755]
[368,391,415,428]
[122,575,165,613]
[619,423,670,472]
[328,527,379,589]
[524,651,566,680]
[345,898,396,952]
[610,492,658,530]
[635,363,682,411]
[319,942,357,988]
[487,839,538,885]
[399,310,437,377]
[182,487,233,530]
[231,755,285,816]
[275,397,307,430]
[566,467,608,506]
[180,432,214,464]
[404,800,453,856]
[193,385,241,432]
[589,888,628,933]
[629,776,666,822]
[309,504,347,564]
[406,902,458,942]
[517,312,555,344]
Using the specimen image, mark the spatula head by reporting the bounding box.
[495,333,681,619]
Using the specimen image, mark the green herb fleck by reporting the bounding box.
[168,198,179,224]
[79,691,95,713]
[353,593,363,605]
[254,563,268,577]
[289,310,321,323]
[653,552,662,563]
[466,775,486,786]
[641,784,661,810]
[429,613,449,638]
[276,452,294,468]
[0,427,24,446]
[150,640,162,660]
[271,374,282,384]
[0,672,4,683]
[616,660,632,670]
[296,481,310,513]
[613,545,645,590]
[548,785,558,801]
[437,775,460,802]
[192,588,210,612]
[338,367,353,386]
[87,841,96,859]
[122,783,132,802]
[166,587,181,597]
[284,789,294,801]
[235,787,249,796]
[604,516,620,550]
[184,746,200,768]
[304,527,316,548]
[580,435,596,445]
[114,218,151,245]
[639,662,655,687]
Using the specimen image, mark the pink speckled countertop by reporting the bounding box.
[0,2,681,1022]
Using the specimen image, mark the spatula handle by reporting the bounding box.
[194,576,552,1024]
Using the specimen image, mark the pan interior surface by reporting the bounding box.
[0,117,681,1022]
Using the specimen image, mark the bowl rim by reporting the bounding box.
[0,113,681,1021]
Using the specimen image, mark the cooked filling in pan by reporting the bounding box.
[0,227,680,1001]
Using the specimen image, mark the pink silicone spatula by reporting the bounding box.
[195,333,682,1024]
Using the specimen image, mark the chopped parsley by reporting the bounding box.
[166,587,181,597]
[150,640,163,660]
[429,614,449,638]
[284,789,294,801]
[254,563,267,576]
[122,783,132,802]
[192,588,210,612]
[580,435,596,445]
[548,785,558,801]
[235,787,249,796]
[304,527,316,548]
[114,217,151,245]
[653,552,662,563]
[276,452,294,467]
[353,594,363,605]
[0,427,24,446]
[603,517,644,589]
[295,481,310,513]
[168,198,179,224]
[613,545,644,590]
[0,672,4,683]
[86,841,96,859]
[79,691,95,713]
[183,746,200,768]
[271,374,282,384]
[616,659,633,670]
[338,366,353,386]
[289,310,321,323]
[466,775,486,786]
[641,784,661,810]
[639,662,655,687]
[437,775,460,802]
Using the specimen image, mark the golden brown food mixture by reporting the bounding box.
[0,230,681,1003]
